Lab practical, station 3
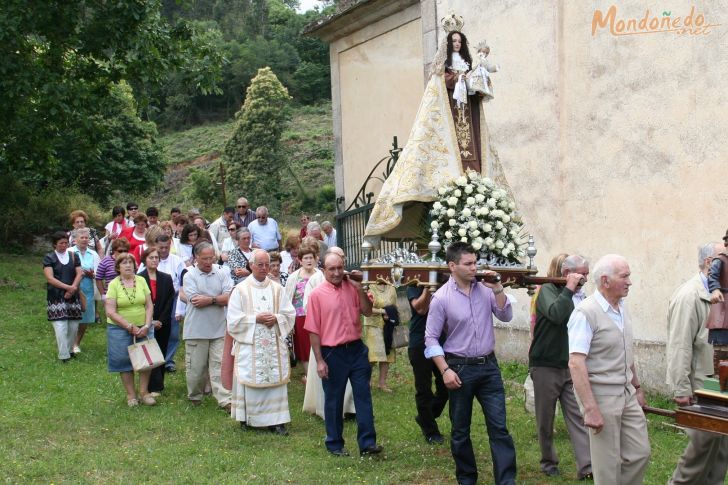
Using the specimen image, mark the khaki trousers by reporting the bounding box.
[185,337,231,405]
[579,391,651,485]
[531,366,592,478]
[668,429,728,485]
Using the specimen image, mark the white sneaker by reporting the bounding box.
[72,345,81,354]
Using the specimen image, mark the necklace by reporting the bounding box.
[121,279,137,304]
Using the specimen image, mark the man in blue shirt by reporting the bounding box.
[247,206,281,251]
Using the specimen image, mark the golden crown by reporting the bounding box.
[441,13,464,33]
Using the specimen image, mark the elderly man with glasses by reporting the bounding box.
[248,206,282,252]
[233,197,256,228]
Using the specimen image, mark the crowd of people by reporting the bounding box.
[42,199,728,484]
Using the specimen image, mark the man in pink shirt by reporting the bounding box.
[305,251,383,457]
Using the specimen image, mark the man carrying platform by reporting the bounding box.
[666,242,728,485]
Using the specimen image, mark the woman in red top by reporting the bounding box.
[121,214,148,255]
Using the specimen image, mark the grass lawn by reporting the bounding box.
[1,253,688,484]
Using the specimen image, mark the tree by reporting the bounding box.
[0,0,222,193]
[225,67,292,209]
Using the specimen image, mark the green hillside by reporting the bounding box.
[154,102,334,221]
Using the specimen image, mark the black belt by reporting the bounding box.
[445,352,496,365]
[323,339,362,349]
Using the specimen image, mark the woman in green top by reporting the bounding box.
[105,253,155,407]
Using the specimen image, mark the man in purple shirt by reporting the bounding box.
[425,242,517,485]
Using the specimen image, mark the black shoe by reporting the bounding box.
[425,433,444,444]
[328,448,350,457]
[360,445,384,456]
[166,363,176,372]
[61,358,71,364]
[269,424,288,436]
[344,412,357,420]
[239,421,248,430]
[578,472,593,481]
[543,468,560,477]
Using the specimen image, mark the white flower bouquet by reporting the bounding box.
[429,171,524,264]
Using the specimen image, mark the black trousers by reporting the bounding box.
[148,318,171,392]
[408,344,449,436]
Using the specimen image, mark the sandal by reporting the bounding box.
[140,394,156,406]
[127,398,139,407]
[378,386,393,393]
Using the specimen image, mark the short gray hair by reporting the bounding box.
[193,241,214,256]
[73,227,90,238]
[592,254,627,288]
[307,221,321,233]
[699,242,721,269]
[321,221,332,229]
[256,206,268,216]
[251,249,270,263]
[236,228,251,240]
[561,255,588,275]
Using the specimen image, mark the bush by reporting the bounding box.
[0,181,105,253]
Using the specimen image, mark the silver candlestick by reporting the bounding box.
[428,232,442,262]
[361,240,372,264]
[526,234,537,270]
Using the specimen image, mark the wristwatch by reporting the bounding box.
[211,296,217,305]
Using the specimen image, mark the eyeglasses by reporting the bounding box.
[228,227,237,231]
[252,263,270,268]
[237,205,247,208]
[128,207,138,211]
[257,216,267,220]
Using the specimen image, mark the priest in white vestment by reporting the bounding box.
[227,250,295,435]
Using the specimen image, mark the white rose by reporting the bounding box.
[430,221,439,229]
[495,240,505,249]
[483,177,494,186]
[433,201,442,210]
[468,220,478,229]
[475,194,485,203]
[484,237,494,246]
[449,219,457,226]
[456,176,467,186]
[453,189,462,197]
[461,237,468,242]
[500,228,508,236]
[458,228,467,237]
[466,197,475,205]
[464,185,473,194]
[471,229,480,237]
[472,241,482,251]
[447,197,458,206]
[462,208,471,218]
[502,214,511,223]
[468,171,478,180]
[477,185,486,194]
[438,187,447,195]
[487,198,497,208]
[483,223,492,232]
[447,208,456,217]
[502,248,510,257]
[509,202,516,210]
[496,221,504,230]
[445,231,453,239]
[475,236,483,244]
[480,207,489,216]
[507,242,515,250]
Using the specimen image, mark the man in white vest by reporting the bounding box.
[227,249,295,435]
[567,254,651,484]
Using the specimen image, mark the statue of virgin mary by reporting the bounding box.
[364,14,512,245]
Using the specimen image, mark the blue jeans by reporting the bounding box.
[321,340,377,452]
[448,357,517,485]
[165,295,180,367]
